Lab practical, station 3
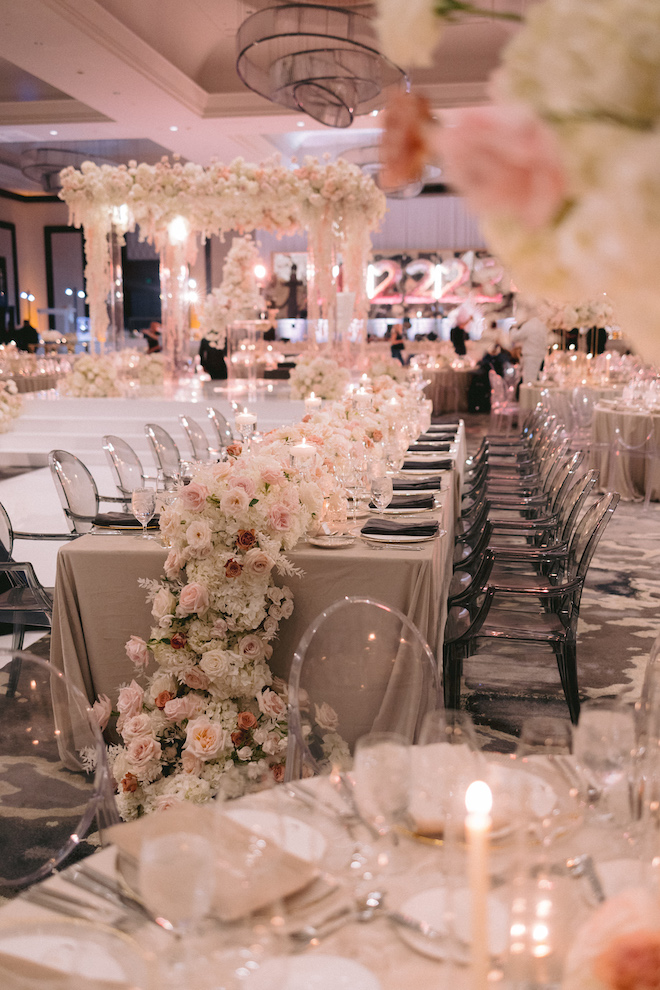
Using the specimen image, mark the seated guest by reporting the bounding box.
[468,342,515,413]
[13,319,39,353]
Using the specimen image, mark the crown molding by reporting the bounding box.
[0,99,111,127]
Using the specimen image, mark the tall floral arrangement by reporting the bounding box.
[539,297,616,332]
[201,237,263,351]
[289,355,350,401]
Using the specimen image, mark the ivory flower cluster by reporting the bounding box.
[61,351,164,398]
[539,297,616,332]
[289,356,350,400]
[0,379,22,433]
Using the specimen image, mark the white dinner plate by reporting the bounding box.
[393,487,444,497]
[0,918,152,984]
[399,469,450,477]
[395,888,509,962]
[360,531,443,544]
[224,809,327,863]
[370,505,439,516]
[248,955,381,990]
[308,535,356,549]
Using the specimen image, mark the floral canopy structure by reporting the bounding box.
[59,156,386,370]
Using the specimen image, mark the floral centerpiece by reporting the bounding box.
[289,355,350,401]
[539,298,616,332]
[60,354,122,398]
[97,448,350,818]
[0,379,22,432]
[365,355,408,383]
[138,353,165,388]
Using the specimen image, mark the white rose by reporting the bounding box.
[152,587,176,620]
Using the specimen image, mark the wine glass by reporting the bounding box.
[515,716,578,852]
[352,731,411,877]
[573,704,637,826]
[370,474,393,517]
[131,487,156,539]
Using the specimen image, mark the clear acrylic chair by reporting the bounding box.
[103,434,159,498]
[145,423,184,484]
[179,414,218,463]
[0,649,120,889]
[207,407,234,449]
[444,492,620,723]
[284,596,439,782]
[49,449,143,535]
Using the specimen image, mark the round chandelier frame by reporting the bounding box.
[236,3,408,128]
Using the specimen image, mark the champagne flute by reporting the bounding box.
[131,487,156,539]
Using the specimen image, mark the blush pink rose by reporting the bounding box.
[164,548,186,580]
[116,680,144,722]
[182,667,211,691]
[266,504,292,532]
[121,713,154,741]
[220,488,249,515]
[593,930,660,990]
[211,617,228,638]
[271,763,285,783]
[178,481,209,512]
[126,734,161,774]
[243,548,274,577]
[178,582,210,615]
[125,635,149,668]
[92,694,112,731]
[238,634,266,662]
[212,460,233,480]
[229,475,257,498]
[184,716,230,761]
[164,694,204,721]
[439,105,567,231]
[260,461,284,485]
[153,794,185,812]
[258,689,287,720]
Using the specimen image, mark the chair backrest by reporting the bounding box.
[0,501,13,558]
[556,468,598,544]
[103,435,146,496]
[489,370,506,407]
[207,407,234,448]
[145,423,181,481]
[285,596,439,782]
[0,649,119,888]
[568,491,620,582]
[48,449,99,534]
[180,414,212,462]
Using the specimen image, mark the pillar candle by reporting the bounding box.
[465,780,492,990]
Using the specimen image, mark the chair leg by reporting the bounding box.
[555,643,581,725]
[442,644,462,709]
[7,625,25,697]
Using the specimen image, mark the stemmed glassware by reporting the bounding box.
[131,487,156,539]
[352,731,411,877]
[370,473,393,517]
[573,703,638,826]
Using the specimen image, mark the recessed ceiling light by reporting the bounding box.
[49,130,58,136]
[371,110,379,117]
[170,125,178,132]
[297,121,305,127]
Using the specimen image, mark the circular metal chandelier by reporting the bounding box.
[340,145,443,198]
[236,4,408,128]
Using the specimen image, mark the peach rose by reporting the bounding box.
[178,582,210,615]
[182,667,211,691]
[593,930,660,990]
[237,711,257,730]
[164,694,204,722]
[125,635,149,668]
[226,443,243,458]
[258,689,287,720]
[184,716,230,761]
[181,750,202,774]
[225,558,242,579]
[236,529,257,549]
[179,481,209,512]
[121,773,139,793]
[126,734,161,774]
[92,694,112,731]
[271,764,285,783]
[439,105,567,231]
[116,680,144,721]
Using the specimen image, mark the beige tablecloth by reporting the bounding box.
[50,438,464,761]
[519,381,624,414]
[424,368,475,415]
[592,403,660,501]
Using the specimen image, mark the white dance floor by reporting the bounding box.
[0,380,306,586]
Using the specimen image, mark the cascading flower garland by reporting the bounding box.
[93,377,426,819]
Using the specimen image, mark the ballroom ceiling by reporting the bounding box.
[0,0,534,194]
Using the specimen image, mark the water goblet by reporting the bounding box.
[131,487,156,540]
[515,716,578,854]
[370,474,393,518]
[352,731,411,878]
[573,703,637,826]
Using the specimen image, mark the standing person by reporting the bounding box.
[390,322,405,364]
[510,300,549,383]
[449,309,470,356]
[199,338,227,380]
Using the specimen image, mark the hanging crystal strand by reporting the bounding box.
[158,217,197,378]
[82,212,113,355]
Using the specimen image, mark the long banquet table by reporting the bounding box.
[591,402,660,501]
[50,426,465,759]
[423,367,475,415]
